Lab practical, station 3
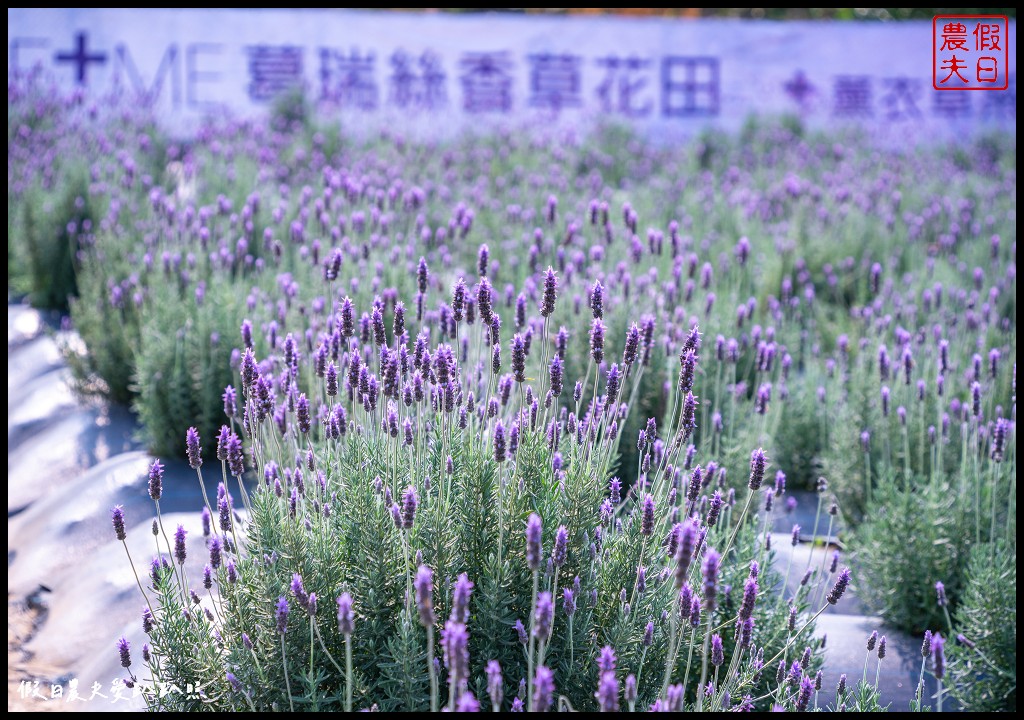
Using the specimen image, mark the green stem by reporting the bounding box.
[697,616,712,711]
[281,634,295,712]
[427,624,438,713]
[527,569,539,712]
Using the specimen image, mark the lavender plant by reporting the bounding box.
[8,71,1015,712]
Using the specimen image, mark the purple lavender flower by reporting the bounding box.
[641,494,655,536]
[296,393,311,434]
[340,297,355,338]
[511,334,526,383]
[117,636,131,668]
[878,635,887,660]
[711,634,725,666]
[477,277,494,324]
[796,675,813,712]
[666,683,685,712]
[209,536,222,569]
[337,592,355,635]
[703,548,721,613]
[487,663,503,712]
[931,634,946,679]
[678,349,697,395]
[415,565,435,627]
[552,526,568,568]
[218,485,232,532]
[173,524,187,564]
[533,666,554,712]
[291,573,309,610]
[680,392,698,440]
[596,671,619,712]
[800,646,813,670]
[590,318,605,363]
[142,607,154,634]
[533,591,553,640]
[605,363,621,404]
[416,256,429,294]
[226,433,245,476]
[452,573,474,624]
[547,355,564,398]
[112,505,127,541]
[148,459,164,501]
[515,618,528,646]
[493,419,507,464]
[591,645,615,674]
[526,514,543,571]
[739,576,758,622]
[589,280,605,319]
[240,348,258,391]
[675,520,698,588]
[325,362,339,397]
[186,427,202,469]
[739,617,754,648]
[749,448,767,490]
[540,267,558,318]
[624,674,637,706]
[276,596,290,634]
[442,620,470,690]
[402,485,418,529]
[223,385,237,419]
[920,630,932,658]
[827,568,851,605]
[991,417,1009,462]
[935,581,947,607]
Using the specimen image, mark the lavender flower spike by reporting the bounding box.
[337,592,355,635]
[540,267,557,317]
[552,526,568,568]
[148,459,164,501]
[826,568,851,605]
[173,524,187,564]
[486,660,503,710]
[276,596,290,634]
[526,513,543,571]
[596,670,619,712]
[533,665,555,712]
[186,427,202,469]
[711,634,725,666]
[533,592,553,640]
[452,573,474,624]
[402,485,418,529]
[117,637,131,668]
[702,549,721,613]
[415,565,435,627]
[749,448,767,490]
[641,494,655,536]
[112,505,127,541]
[931,634,946,679]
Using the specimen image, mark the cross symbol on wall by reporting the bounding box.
[54,32,107,85]
[784,70,815,108]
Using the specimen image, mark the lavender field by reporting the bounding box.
[7,70,1016,712]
